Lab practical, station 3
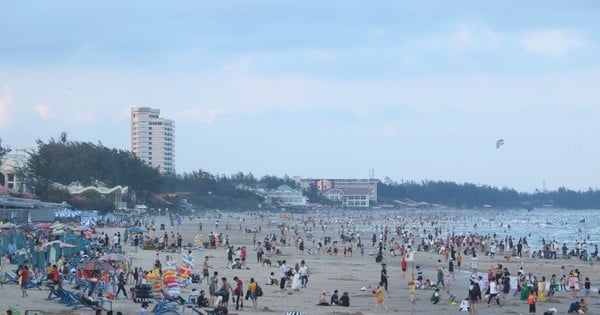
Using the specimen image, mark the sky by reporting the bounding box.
[1,1,599,192]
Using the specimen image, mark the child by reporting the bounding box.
[431,288,440,304]
[528,291,536,314]
[459,299,470,312]
[408,276,416,304]
[375,282,388,311]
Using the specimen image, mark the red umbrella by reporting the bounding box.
[36,223,52,230]
[79,259,114,272]
[0,223,16,229]
[98,253,128,262]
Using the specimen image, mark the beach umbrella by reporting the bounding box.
[129,227,148,233]
[51,223,64,229]
[36,223,52,230]
[72,225,92,232]
[42,240,77,249]
[79,259,114,272]
[0,223,16,229]
[98,253,128,262]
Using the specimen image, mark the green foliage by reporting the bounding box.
[305,183,334,205]
[258,175,296,189]
[22,135,163,207]
[43,186,73,204]
[71,190,115,213]
[378,180,600,209]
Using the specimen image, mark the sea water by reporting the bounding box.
[351,208,600,254]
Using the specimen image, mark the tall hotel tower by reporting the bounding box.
[130,107,175,174]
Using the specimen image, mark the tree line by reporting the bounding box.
[378,179,600,209]
[2,136,600,211]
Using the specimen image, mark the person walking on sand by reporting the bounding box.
[209,271,219,306]
[436,259,445,288]
[401,257,408,279]
[299,260,309,288]
[408,275,416,304]
[375,282,389,312]
[448,258,455,280]
[468,279,480,315]
[19,265,29,298]
[247,278,259,310]
[233,276,244,310]
[116,272,128,299]
[279,260,288,291]
[380,263,388,291]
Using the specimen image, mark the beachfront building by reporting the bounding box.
[0,147,31,194]
[295,178,379,206]
[131,107,175,174]
[322,187,372,207]
[265,185,308,207]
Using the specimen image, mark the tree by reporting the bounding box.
[0,138,9,166]
[21,135,163,206]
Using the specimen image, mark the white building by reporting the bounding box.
[0,147,31,193]
[296,178,378,204]
[131,107,175,174]
[323,188,372,208]
[265,185,308,207]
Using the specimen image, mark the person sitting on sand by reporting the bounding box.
[340,291,350,307]
[317,291,329,306]
[567,299,584,314]
[266,272,279,286]
[197,290,210,307]
[431,288,440,304]
[330,290,340,306]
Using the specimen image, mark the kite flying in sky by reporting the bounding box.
[496,139,504,149]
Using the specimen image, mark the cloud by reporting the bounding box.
[69,111,94,124]
[0,85,13,127]
[110,107,131,122]
[34,104,55,119]
[414,24,504,57]
[521,29,582,56]
[177,107,225,124]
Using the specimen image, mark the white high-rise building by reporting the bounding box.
[131,107,175,174]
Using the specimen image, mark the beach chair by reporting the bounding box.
[46,284,65,300]
[0,271,6,289]
[25,278,43,290]
[151,297,180,314]
[204,306,228,315]
[60,290,81,307]
[70,293,100,311]
[3,270,19,284]
[98,297,113,311]
[182,293,202,314]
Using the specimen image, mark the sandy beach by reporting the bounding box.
[1,210,599,315]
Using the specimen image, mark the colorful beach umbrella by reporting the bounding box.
[98,253,128,262]
[79,259,114,272]
[35,223,52,230]
[0,223,16,229]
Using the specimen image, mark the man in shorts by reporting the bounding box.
[202,256,211,285]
